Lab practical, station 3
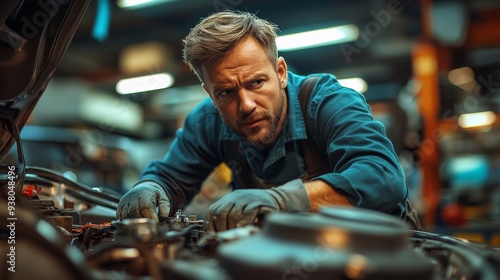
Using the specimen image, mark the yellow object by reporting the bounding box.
[211,163,232,185]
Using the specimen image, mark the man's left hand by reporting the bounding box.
[208,179,310,231]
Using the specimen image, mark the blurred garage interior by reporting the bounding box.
[2,0,500,245]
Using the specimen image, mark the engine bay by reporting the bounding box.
[1,166,499,280]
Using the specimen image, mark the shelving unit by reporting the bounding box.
[412,1,500,236]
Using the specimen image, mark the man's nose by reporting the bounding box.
[238,89,256,114]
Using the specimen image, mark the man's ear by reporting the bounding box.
[201,83,211,97]
[276,57,288,89]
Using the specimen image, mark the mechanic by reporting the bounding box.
[116,11,421,231]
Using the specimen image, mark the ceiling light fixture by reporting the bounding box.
[458,111,497,129]
[117,0,177,9]
[276,24,359,52]
[116,72,174,94]
[337,77,368,93]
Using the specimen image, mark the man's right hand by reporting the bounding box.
[116,182,171,222]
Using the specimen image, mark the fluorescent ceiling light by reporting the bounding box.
[116,72,174,94]
[458,111,497,129]
[338,77,368,93]
[277,24,359,52]
[117,0,177,9]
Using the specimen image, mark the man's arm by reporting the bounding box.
[117,99,223,220]
[307,75,407,213]
[207,179,351,231]
[304,180,352,212]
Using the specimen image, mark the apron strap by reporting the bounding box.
[298,76,331,179]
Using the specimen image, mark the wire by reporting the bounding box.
[0,111,25,195]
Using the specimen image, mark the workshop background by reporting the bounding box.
[5,0,500,244]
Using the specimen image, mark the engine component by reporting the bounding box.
[162,209,205,230]
[18,185,79,234]
[0,199,91,280]
[216,207,435,280]
[411,230,500,279]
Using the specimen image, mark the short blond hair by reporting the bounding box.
[182,11,279,82]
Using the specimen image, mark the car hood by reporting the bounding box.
[0,0,90,160]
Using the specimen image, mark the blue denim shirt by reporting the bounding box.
[141,71,408,216]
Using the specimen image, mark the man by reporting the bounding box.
[116,11,420,231]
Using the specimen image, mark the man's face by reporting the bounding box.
[201,36,288,149]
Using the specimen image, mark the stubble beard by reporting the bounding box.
[219,89,286,150]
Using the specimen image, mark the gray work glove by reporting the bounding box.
[208,179,310,232]
[116,181,171,222]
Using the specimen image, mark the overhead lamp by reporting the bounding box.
[458,111,497,129]
[337,77,368,93]
[119,42,171,75]
[117,0,177,9]
[116,72,174,94]
[276,24,359,52]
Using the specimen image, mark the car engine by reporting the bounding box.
[1,166,499,280]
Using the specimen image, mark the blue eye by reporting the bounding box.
[219,89,232,96]
[252,79,263,86]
